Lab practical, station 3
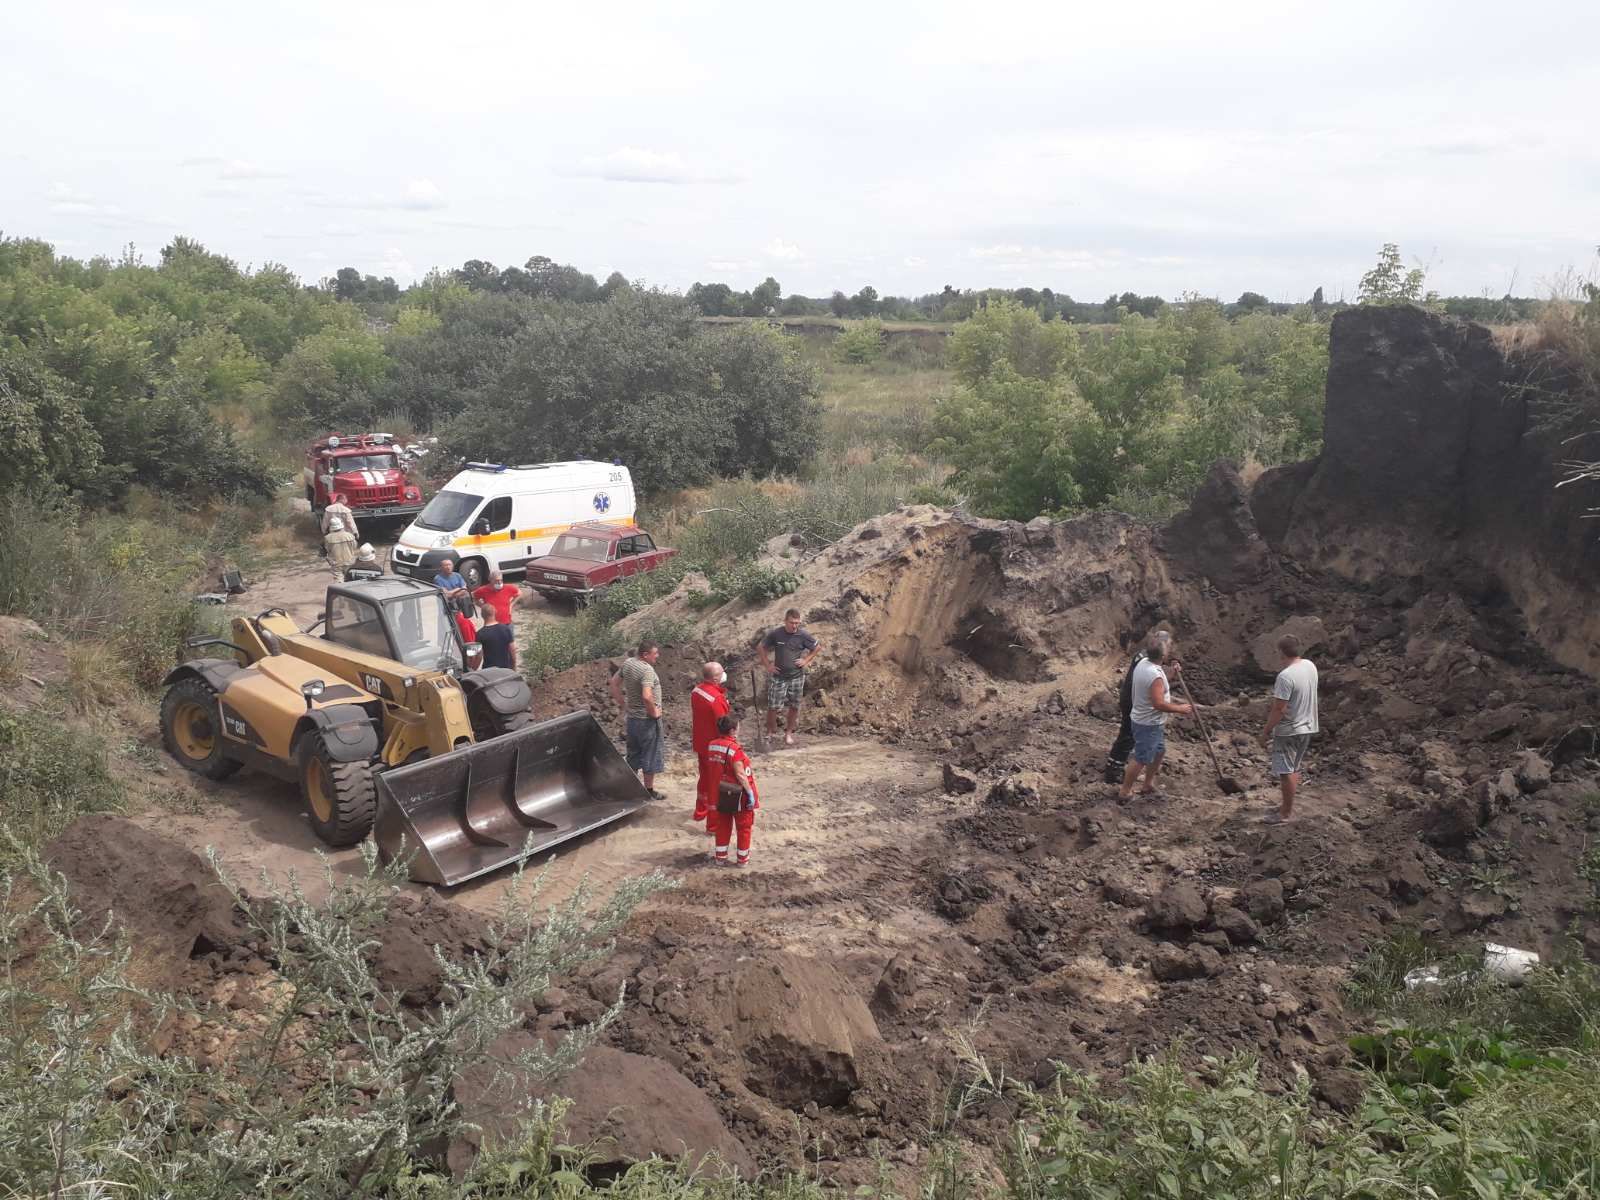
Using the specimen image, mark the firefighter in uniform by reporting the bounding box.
[706,713,759,867]
[690,662,732,831]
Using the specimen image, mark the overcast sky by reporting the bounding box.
[5,0,1595,302]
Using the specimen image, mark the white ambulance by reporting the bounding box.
[390,460,636,588]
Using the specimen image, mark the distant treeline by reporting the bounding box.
[412,256,1544,326]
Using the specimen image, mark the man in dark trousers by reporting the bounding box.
[1103,630,1175,784]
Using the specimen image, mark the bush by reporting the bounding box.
[0,843,669,1198]
[0,708,123,860]
[705,562,799,606]
[834,318,885,364]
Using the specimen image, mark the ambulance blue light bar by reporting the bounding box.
[463,461,507,473]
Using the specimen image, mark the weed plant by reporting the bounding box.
[0,708,123,862]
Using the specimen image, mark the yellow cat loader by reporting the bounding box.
[159,577,647,885]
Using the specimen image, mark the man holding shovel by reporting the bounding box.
[1118,638,1194,801]
[1260,634,1319,822]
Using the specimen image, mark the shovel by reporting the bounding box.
[1175,674,1244,795]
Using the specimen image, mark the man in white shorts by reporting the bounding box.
[1261,633,1319,822]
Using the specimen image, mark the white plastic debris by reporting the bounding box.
[1404,966,1441,990]
[1483,943,1539,983]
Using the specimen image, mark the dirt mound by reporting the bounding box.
[1260,305,1600,674]
[450,1036,753,1178]
[43,815,247,993]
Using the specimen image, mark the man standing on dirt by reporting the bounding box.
[1104,630,1176,784]
[759,608,819,748]
[691,661,732,829]
[1118,638,1193,801]
[474,602,516,671]
[609,640,666,800]
[322,492,358,541]
[473,569,522,628]
[1261,634,1319,823]
[323,516,357,576]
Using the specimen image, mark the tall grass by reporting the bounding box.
[0,488,268,690]
[0,708,124,860]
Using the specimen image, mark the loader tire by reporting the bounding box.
[296,732,377,847]
[160,678,242,781]
[468,696,534,743]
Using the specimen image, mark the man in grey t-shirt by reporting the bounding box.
[1261,633,1319,822]
[608,640,665,799]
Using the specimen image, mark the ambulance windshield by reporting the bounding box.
[414,490,482,532]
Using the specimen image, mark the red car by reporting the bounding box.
[524,524,677,606]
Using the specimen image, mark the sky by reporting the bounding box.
[4,0,1596,302]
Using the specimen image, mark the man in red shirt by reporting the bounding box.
[472,569,522,627]
[690,661,731,830]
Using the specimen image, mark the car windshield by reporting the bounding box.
[414,490,483,532]
[336,454,398,472]
[384,592,462,670]
[549,534,611,562]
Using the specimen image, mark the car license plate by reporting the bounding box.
[544,573,568,582]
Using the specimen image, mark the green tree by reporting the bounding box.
[0,344,102,493]
[947,298,1076,387]
[850,285,879,317]
[1358,243,1433,305]
[270,327,391,429]
[932,372,1081,518]
[747,276,781,316]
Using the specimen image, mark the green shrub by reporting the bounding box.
[0,842,669,1198]
[834,318,885,364]
[706,562,799,605]
[0,708,123,860]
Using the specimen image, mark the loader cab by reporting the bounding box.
[323,578,471,674]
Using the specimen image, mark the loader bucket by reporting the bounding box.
[373,711,649,887]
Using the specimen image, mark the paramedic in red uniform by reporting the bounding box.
[706,713,759,867]
[690,661,731,829]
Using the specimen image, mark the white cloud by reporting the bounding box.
[401,179,444,210]
[570,147,741,185]
[903,255,926,268]
[706,259,749,274]
[308,179,446,213]
[47,182,119,216]
[764,238,802,261]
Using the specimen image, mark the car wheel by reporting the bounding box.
[461,558,488,589]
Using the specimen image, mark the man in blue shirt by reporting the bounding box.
[433,557,471,614]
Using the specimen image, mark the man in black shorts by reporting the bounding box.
[758,608,819,748]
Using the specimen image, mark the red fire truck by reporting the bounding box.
[303,433,426,527]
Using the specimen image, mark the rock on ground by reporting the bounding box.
[1513,751,1552,794]
[1251,617,1328,675]
[1146,881,1208,932]
[450,1037,752,1178]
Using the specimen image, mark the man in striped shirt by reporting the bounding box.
[690,662,731,829]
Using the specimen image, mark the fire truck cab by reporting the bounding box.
[303,433,426,527]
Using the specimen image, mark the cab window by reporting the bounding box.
[327,594,390,659]
[615,536,637,557]
[472,495,512,535]
[634,534,655,551]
